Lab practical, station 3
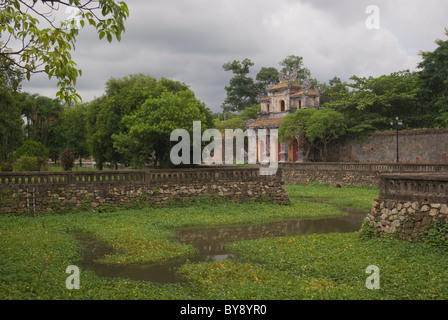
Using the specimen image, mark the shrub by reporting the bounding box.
[12,156,39,172]
[0,162,12,172]
[14,141,48,159]
[60,147,76,171]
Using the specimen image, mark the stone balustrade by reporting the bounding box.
[361,173,448,242]
[279,162,448,187]
[0,167,288,215]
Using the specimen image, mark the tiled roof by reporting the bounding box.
[247,118,284,128]
[269,82,289,90]
[290,90,319,97]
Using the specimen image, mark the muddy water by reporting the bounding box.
[76,205,366,283]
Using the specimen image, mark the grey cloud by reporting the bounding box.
[20,0,448,112]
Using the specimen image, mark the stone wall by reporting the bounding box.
[321,129,448,163]
[0,167,289,215]
[279,162,448,187]
[360,173,448,242]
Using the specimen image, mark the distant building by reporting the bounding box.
[245,80,321,163]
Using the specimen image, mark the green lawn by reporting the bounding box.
[48,164,97,171]
[1,184,447,300]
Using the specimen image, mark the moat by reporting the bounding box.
[76,203,366,284]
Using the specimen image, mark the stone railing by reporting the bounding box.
[0,167,265,186]
[361,173,448,242]
[280,162,448,173]
[379,173,448,203]
[0,167,288,215]
[279,162,448,187]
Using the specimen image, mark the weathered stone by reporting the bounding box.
[411,202,419,210]
[429,208,438,216]
[390,220,400,233]
[440,204,448,215]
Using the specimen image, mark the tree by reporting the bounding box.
[325,71,420,135]
[0,53,23,166]
[18,92,62,148]
[87,74,178,169]
[305,109,346,161]
[0,0,129,103]
[221,58,258,112]
[112,89,213,168]
[279,108,317,161]
[239,104,260,121]
[418,28,448,126]
[213,117,245,132]
[279,55,311,83]
[255,66,279,95]
[53,103,89,165]
[279,108,346,161]
[319,76,349,107]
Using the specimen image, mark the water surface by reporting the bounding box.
[77,205,366,283]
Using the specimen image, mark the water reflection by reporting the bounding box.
[77,207,366,283]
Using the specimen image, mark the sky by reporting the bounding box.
[20,0,448,113]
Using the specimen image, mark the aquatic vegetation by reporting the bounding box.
[1,184,447,300]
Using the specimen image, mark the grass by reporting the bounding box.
[286,183,379,212]
[48,165,97,171]
[1,183,447,300]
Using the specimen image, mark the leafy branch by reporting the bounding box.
[0,0,129,103]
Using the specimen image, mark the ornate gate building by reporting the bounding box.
[245,80,321,163]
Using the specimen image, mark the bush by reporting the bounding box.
[12,156,39,172]
[14,141,48,159]
[0,162,12,172]
[60,147,76,171]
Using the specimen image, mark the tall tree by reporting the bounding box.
[418,28,448,126]
[325,71,420,135]
[0,0,129,103]
[0,54,23,166]
[221,58,258,112]
[279,55,311,83]
[255,66,279,95]
[319,76,349,107]
[18,92,62,146]
[88,74,193,169]
[88,74,160,169]
[113,89,213,168]
[53,103,89,165]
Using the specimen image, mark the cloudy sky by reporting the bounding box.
[21,0,448,113]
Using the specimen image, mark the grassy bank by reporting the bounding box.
[1,184,447,300]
